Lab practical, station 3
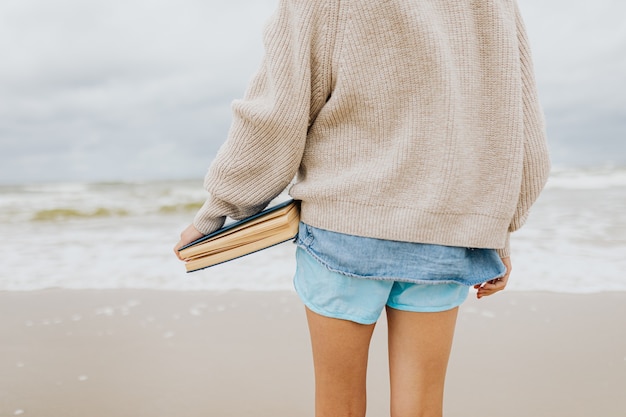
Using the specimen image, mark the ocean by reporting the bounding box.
[1,168,625,293]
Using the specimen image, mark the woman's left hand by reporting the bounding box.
[173,224,204,260]
[474,257,511,299]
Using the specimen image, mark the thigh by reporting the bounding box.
[305,307,376,417]
[386,306,459,417]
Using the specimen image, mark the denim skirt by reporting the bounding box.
[295,222,506,286]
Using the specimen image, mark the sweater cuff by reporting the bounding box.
[495,233,511,258]
[192,199,226,235]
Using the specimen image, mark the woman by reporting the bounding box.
[175,1,550,416]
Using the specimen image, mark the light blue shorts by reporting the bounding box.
[294,246,470,325]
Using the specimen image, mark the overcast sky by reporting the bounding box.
[1,0,625,184]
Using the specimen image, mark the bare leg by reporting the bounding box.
[386,306,459,417]
[305,307,377,417]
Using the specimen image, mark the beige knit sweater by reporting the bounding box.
[193,0,551,258]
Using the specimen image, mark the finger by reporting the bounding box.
[173,240,185,260]
[476,278,507,298]
[476,288,499,299]
[173,224,205,261]
[483,277,503,287]
[480,283,498,292]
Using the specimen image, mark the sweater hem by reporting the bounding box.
[298,199,511,251]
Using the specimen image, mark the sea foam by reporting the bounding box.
[1,170,624,293]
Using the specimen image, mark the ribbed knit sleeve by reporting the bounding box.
[193,0,338,234]
[496,4,551,258]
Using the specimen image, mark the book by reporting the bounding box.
[178,200,300,273]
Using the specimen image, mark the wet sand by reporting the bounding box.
[1,290,625,416]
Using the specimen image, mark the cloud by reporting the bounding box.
[519,0,626,167]
[0,0,624,184]
[0,0,278,183]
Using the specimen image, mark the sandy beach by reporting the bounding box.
[1,289,625,417]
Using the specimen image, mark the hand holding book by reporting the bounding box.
[173,224,205,261]
[175,200,300,272]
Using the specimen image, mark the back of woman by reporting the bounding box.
[176,1,550,416]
